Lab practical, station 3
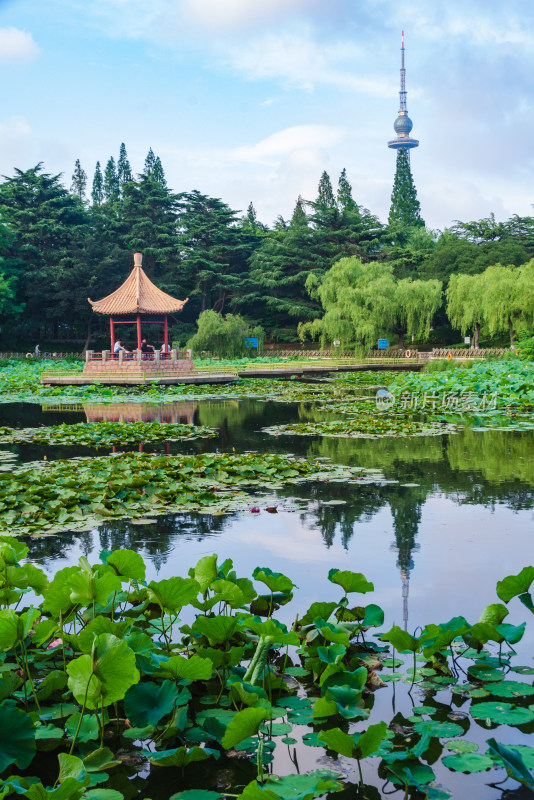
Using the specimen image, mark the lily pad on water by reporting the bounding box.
[470,701,534,726]
[0,451,382,535]
[0,421,218,447]
[442,753,494,773]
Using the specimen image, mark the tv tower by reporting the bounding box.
[388,31,419,161]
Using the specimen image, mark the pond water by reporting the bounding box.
[0,395,532,799]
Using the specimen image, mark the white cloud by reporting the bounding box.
[221,30,394,95]
[0,27,41,64]
[180,0,321,33]
[232,125,346,164]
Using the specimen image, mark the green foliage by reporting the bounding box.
[446,273,485,346]
[0,545,531,799]
[91,161,104,206]
[0,448,376,535]
[388,149,424,228]
[187,310,265,358]
[70,159,87,202]
[0,420,217,446]
[480,261,534,347]
[299,257,441,348]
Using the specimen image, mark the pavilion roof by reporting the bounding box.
[88,253,188,316]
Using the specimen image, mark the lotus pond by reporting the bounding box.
[0,360,533,800]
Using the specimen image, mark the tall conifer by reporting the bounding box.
[117,143,132,188]
[143,148,156,177]
[103,157,119,203]
[153,156,166,186]
[337,168,356,211]
[91,162,104,206]
[71,159,87,202]
[388,150,424,228]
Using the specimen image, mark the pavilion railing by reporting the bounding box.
[84,348,193,364]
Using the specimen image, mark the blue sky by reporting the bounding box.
[1,0,534,229]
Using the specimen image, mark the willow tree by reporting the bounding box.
[481,261,534,348]
[298,257,441,349]
[446,272,485,347]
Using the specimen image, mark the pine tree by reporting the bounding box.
[316,170,336,209]
[143,148,156,177]
[152,156,166,186]
[71,159,87,202]
[176,190,254,314]
[388,149,424,228]
[291,196,307,227]
[121,175,179,280]
[335,169,384,260]
[103,157,120,203]
[246,196,325,331]
[337,168,356,211]
[91,162,104,206]
[0,165,94,339]
[246,202,257,227]
[117,143,132,188]
[309,170,341,262]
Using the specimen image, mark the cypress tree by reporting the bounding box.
[0,165,93,339]
[71,159,87,202]
[316,170,336,209]
[103,157,120,203]
[117,143,132,188]
[335,168,384,260]
[291,195,307,227]
[247,196,324,331]
[388,150,424,228]
[91,162,104,206]
[176,190,253,314]
[152,156,166,186]
[337,168,356,211]
[246,202,257,228]
[143,148,156,177]
[121,174,179,281]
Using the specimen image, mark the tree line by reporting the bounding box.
[300,257,534,350]
[0,143,534,349]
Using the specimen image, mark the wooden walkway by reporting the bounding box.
[41,360,422,386]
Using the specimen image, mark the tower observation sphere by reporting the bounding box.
[388,31,419,155]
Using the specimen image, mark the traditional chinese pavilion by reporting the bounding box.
[88,252,188,352]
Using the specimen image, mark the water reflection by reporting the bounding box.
[2,398,534,635]
[83,402,198,424]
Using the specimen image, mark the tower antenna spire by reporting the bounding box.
[388,30,418,158]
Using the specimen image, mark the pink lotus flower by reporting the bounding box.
[47,638,62,649]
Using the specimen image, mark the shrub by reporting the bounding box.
[187,310,265,359]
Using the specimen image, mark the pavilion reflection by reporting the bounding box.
[83,401,198,424]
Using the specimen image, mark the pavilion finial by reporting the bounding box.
[133,253,143,267]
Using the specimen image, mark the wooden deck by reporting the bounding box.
[41,372,237,386]
[40,360,422,386]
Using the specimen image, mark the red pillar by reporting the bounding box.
[110,317,115,353]
[163,315,169,358]
[136,314,142,351]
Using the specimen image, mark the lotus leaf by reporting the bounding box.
[471,701,534,726]
[486,739,534,789]
[221,707,269,748]
[124,680,182,727]
[0,704,36,772]
[66,633,139,709]
[442,752,494,773]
